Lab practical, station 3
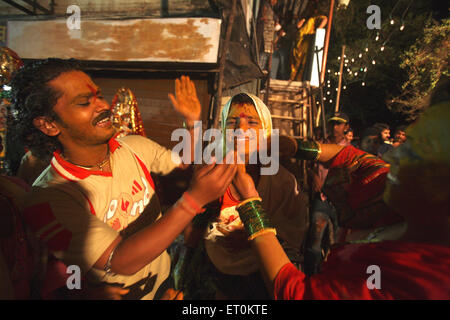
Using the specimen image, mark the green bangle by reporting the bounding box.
[236,200,276,240]
[294,139,321,161]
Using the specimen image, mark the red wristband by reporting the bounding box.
[183,191,206,214]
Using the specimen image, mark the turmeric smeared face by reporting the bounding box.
[225,102,263,162]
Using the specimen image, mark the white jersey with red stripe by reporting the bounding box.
[23,135,181,300]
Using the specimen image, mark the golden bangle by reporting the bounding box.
[314,142,322,161]
[248,228,277,241]
[236,197,263,209]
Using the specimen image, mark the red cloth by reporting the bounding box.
[323,145,402,228]
[274,241,450,300]
[220,187,240,211]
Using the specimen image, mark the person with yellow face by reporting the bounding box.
[230,83,450,299]
[180,93,309,299]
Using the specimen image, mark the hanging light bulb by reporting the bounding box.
[362,82,365,86]
[372,60,376,65]
[351,58,355,63]
[343,85,347,90]
[323,97,327,101]
[380,46,385,51]
[400,24,405,31]
[329,99,333,103]
[335,88,338,91]
[359,53,363,58]
[364,67,368,72]
[327,91,330,95]
[354,72,358,76]
[365,47,369,52]
[375,33,379,41]
[327,69,331,73]
[338,56,341,60]
[390,19,395,25]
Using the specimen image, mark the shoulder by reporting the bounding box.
[264,164,299,191]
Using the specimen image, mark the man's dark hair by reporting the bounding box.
[8,58,83,159]
[372,123,389,133]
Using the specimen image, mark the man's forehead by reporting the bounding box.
[49,70,98,97]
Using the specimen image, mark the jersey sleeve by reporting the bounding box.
[23,187,119,274]
[118,135,182,175]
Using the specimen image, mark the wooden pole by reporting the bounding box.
[335,45,345,112]
[213,0,237,129]
[320,0,335,85]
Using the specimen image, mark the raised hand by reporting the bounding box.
[168,75,202,124]
[232,164,259,200]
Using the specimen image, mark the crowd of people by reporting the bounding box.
[0,56,448,300]
[258,0,328,81]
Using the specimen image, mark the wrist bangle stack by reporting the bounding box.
[236,198,276,241]
[294,139,321,161]
[176,191,206,217]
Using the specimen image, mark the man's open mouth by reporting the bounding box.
[94,111,112,126]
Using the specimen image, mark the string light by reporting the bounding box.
[358,53,363,58]
[372,60,376,65]
[362,82,365,86]
[343,85,346,90]
[380,46,385,51]
[390,19,395,25]
[400,24,405,31]
[375,32,380,41]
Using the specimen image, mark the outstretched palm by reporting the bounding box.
[168,75,201,123]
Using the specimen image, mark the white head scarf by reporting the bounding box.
[217,93,273,157]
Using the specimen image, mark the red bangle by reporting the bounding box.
[183,191,205,214]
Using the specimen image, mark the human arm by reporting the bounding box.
[317,16,328,29]
[278,135,344,163]
[232,165,303,298]
[94,161,237,275]
[168,75,202,169]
